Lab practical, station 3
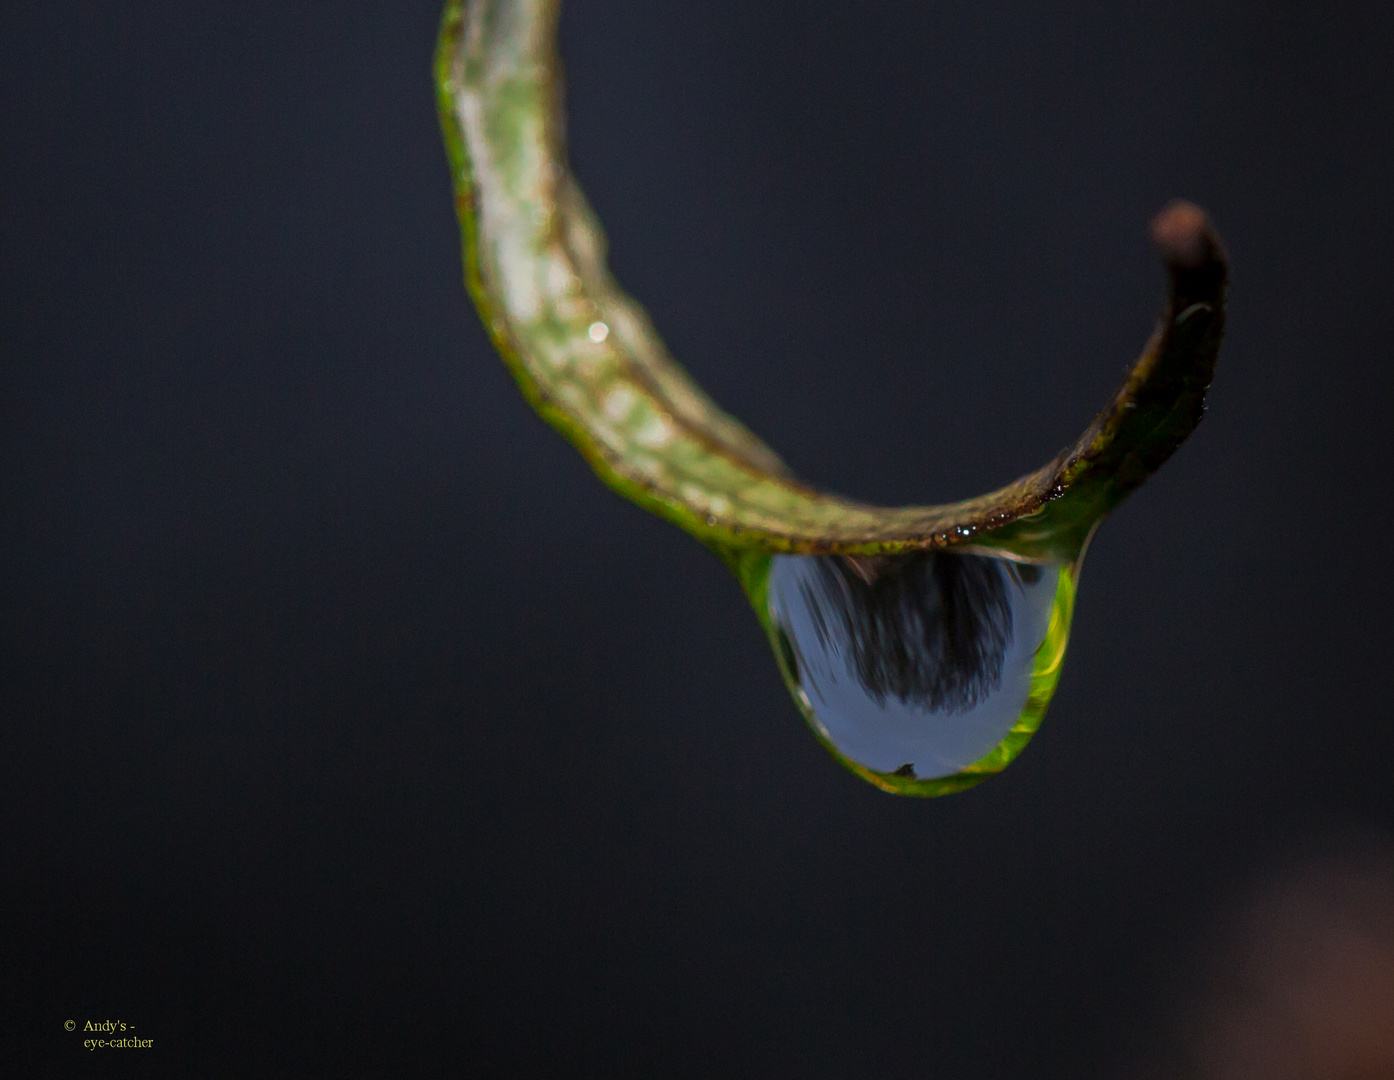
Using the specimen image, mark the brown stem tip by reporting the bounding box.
[1150,199,1220,271]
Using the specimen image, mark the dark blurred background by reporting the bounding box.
[4,0,1394,1076]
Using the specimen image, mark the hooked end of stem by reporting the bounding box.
[1150,200,1215,268]
[1151,200,1228,314]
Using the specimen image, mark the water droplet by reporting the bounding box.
[587,321,610,343]
[765,549,1070,786]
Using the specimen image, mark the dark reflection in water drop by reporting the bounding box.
[768,550,1061,780]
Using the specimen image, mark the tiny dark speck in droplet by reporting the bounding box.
[1017,564,1042,585]
[893,763,916,777]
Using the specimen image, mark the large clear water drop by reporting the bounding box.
[766,549,1072,791]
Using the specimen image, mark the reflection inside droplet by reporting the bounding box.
[767,550,1064,781]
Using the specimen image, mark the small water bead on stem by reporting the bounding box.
[766,550,1073,792]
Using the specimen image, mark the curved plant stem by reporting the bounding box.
[435,0,1230,797]
[434,0,1226,567]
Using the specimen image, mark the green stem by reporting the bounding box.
[434,0,1227,566]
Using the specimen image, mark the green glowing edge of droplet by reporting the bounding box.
[729,547,1079,797]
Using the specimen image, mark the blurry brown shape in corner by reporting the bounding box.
[1140,837,1394,1080]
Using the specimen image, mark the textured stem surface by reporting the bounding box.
[435,0,1227,564]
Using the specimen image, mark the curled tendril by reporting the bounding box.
[434,0,1226,566]
[434,0,1228,795]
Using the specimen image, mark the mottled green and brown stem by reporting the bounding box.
[434,0,1229,796]
[434,0,1226,567]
